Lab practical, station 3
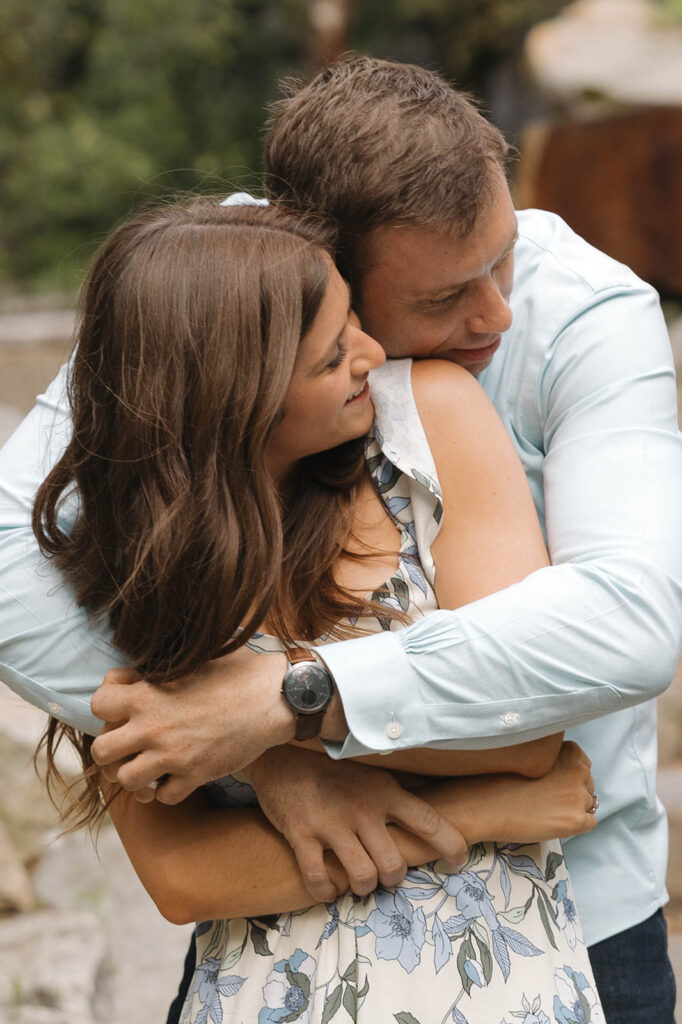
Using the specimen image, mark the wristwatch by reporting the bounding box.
[281,647,335,740]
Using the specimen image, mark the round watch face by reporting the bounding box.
[282,661,334,715]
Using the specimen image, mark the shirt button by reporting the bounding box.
[385,720,403,740]
[500,711,519,727]
[48,701,63,715]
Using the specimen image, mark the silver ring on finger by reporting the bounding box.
[147,779,160,792]
[588,792,599,814]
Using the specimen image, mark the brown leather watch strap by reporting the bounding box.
[286,646,315,665]
[294,711,325,741]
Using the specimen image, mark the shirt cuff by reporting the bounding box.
[313,629,429,759]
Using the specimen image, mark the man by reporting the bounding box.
[1,58,680,1023]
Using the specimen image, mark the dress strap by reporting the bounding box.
[366,359,444,590]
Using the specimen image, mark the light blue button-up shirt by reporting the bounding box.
[1,209,681,946]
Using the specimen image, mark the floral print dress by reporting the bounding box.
[181,360,606,1024]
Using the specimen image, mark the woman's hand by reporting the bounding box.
[244,745,468,902]
[420,741,598,847]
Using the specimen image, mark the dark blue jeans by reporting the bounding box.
[587,909,677,1024]
[166,910,677,1024]
[166,932,197,1024]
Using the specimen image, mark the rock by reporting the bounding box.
[0,1009,89,1024]
[525,0,682,108]
[658,764,682,902]
[0,819,35,913]
[0,909,107,1024]
[517,106,682,296]
[32,825,194,1024]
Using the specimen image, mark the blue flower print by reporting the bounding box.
[190,956,245,1024]
[502,993,551,1024]
[442,871,500,932]
[505,1014,550,1024]
[463,957,487,988]
[553,881,581,950]
[366,889,427,973]
[553,966,605,1024]
[259,948,317,1024]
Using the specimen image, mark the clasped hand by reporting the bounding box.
[89,655,469,900]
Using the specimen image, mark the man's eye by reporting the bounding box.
[494,249,515,271]
[426,292,461,311]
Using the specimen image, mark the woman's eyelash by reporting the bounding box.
[327,341,348,369]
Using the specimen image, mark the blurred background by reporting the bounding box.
[1,1,681,1021]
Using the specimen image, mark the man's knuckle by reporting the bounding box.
[156,788,181,805]
[450,834,468,859]
[303,867,329,885]
[90,740,106,763]
[380,856,406,880]
[418,805,442,835]
[353,866,377,885]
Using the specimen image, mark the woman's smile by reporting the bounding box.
[346,379,370,403]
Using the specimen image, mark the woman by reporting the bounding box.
[34,199,604,1024]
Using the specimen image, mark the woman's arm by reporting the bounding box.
[300,733,563,779]
[107,741,595,924]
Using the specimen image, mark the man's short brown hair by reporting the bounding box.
[264,56,510,290]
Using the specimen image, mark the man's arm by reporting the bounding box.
[319,283,682,757]
[0,364,127,733]
[2,286,680,756]
[97,287,680,788]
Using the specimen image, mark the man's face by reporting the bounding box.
[356,172,518,376]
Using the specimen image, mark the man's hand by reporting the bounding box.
[244,745,468,902]
[90,648,293,804]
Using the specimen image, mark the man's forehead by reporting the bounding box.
[362,217,518,293]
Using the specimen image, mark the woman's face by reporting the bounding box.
[266,261,386,482]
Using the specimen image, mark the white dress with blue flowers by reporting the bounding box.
[181,360,606,1024]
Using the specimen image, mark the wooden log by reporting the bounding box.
[517,106,682,296]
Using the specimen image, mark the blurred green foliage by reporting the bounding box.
[659,0,682,21]
[0,0,569,292]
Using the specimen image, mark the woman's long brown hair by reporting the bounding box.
[32,199,394,829]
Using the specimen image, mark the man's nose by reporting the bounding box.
[467,280,513,335]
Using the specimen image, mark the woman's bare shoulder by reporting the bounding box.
[409,358,507,464]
